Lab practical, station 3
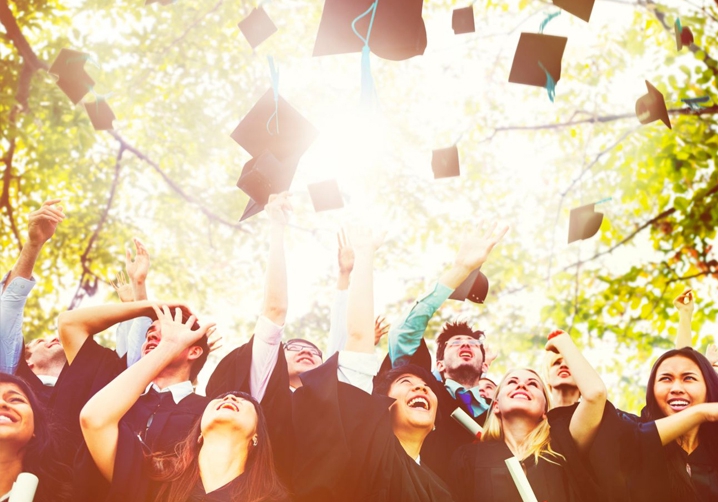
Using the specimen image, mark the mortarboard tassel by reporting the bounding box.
[537,61,556,102]
[538,10,561,34]
[351,1,379,106]
[266,55,280,135]
[681,96,711,111]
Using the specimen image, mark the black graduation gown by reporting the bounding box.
[204,335,295,488]
[450,404,599,502]
[292,354,455,502]
[379,339,489,484]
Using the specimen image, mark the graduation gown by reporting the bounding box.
[292,354,455,502]
[379,339,489,484]
[450,403,599,502]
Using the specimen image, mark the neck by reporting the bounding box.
[289,374,303,389]
[445,370,481,390]
[393,426,428,461]
[153,368,190,390]
[31,359,65,378]
[676,425,701,455]
[551,386,580,407]
[0,447,24,498]
[198,433,248,493]
[501,415,540,460]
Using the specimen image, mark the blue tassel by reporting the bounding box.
[539,11,561,34]
[352,1,378,106]
[538,61,556,102]
[266,55,280,135]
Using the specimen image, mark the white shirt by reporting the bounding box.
[141,380,194,404]
[0,273,35,375]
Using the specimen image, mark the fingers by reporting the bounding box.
[134,238,148,256]
[196,321,217,338]
[151,304,164,320]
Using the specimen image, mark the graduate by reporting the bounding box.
[79,305,289,502]
[0,373,72,502]
[450,330,606,502]
[290,224,454,502]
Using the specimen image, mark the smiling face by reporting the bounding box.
[546,354,577,390]
[478,378,497,401]
[0,382,34,451]
[25,336,66,373]
[436,335,485,383]
[653,355,707,417]
[493,369,548,422]
[387,373,438,433]
[284,341,322,382]
[201,393,258,442]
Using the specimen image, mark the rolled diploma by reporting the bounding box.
[505,457,538,502]
[9,473,39,502]
[450,407,483,438]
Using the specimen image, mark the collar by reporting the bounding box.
[444,379,489,408]
[142,381,194,404]
[38,374,58,387]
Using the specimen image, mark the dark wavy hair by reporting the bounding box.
[435,320,485,362]
[149,391,287,502]
[0,373,72,502]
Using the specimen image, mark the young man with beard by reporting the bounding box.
[386,220,508,483]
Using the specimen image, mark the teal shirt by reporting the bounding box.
[443,378,490,417]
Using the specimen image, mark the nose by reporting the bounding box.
[412,383,428,393]
[669,380,685,394]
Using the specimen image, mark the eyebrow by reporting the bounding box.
[5,390,28,400]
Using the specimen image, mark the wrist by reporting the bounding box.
[451,261,476,276]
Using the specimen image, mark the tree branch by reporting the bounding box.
[0,139,22,252]
[0,0,48,72]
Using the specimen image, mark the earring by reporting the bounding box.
[432,425,436,431]
[252,436,258,447]
[197,434,203,445]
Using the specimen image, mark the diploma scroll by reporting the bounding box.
[505,457,538,502]
[9,473,39,502]
[450,407,483,438]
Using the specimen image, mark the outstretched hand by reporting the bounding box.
[27,199,65,246]
[374,316,390,345]
[706,344,718,366]
[125,238,150,284]
[673,288,694,315]
[150,305,214,350]
[346,223,386,254]
[266,192,293,227]
[454,220,509,271]
[110,271,133,303]
[337,228,355,274]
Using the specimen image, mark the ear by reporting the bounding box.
[481,362,489,375]
[187,345,204,362]
[436,360,446,374]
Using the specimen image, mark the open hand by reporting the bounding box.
[151,305,213,350]
[374,316,390,345]
[346,223,386,254]
[125,238,150,284]
[337,228,356,274]
[706,344,718,366]
[27,199,65,246]
[454,220,509,271]
[110,271,133,303]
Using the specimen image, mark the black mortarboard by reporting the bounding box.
[449,269,489,304]
[635,80,671,129]
[238,153,300,222]
[307,179,344,212]
[568,202,604,243]
[48,49,96,105]
[238,7,278,49]
[84,100,115,130]
[552,0,594,22]
[509,33,567,88]
[230,89,319,162]
[313,0,426,61]
[674,20,694,51]
[452,7,475,35]
[431,146,460,179]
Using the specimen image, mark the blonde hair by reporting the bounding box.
[481,368,565,465]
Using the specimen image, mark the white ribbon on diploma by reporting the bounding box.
[505,457,538,502]
[9,473,38,502]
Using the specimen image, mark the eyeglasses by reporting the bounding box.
[446,339,483,348]
[283,343,322,359]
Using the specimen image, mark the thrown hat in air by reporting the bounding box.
[432,145,460,179]
[452,6,475,35]
[635,80,671,129]
[509,33,567,96]
[84,99,115,131]
[237,153,300,222]
[450,269,490,304]
[552,0,594,22]
[48,49,96,105]
[307,179,344,212]
[238,7,278,49]
[568,202,604,243]
[674,19,694,51]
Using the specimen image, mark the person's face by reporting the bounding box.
[140,321,201,371]
[547,355,577,390]
[493,370,547,422]
[284,341,322,380]
[141,321,162,357]
[436,335,485,378]
[478,378,497,400]
[0,383,34,449]
[25,336,65,370]
[201,393,258,441]
[388,373,438,432]
[653,356,707,417]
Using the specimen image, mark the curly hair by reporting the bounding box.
[435,319,485,362]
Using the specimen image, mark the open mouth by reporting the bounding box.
[144,342,158,354]
[558,370,571,378]
[217,401,240,412]
[667,398,690,411]
[297,356,315,364]
[0,413,17,424]
[510,391,531,401]
[407,396,430,411]
[459,350,473,359]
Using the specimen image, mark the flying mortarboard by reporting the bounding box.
[230,88,319,162]
[238,7,278,49]
[552,0,594,22]
[237,154,300,222]
[635,80,671,129]
[452,6,475,35]
[674,19,694,51]
[307,179,344,212]
[449,269,489,304]
[508,33,567,101]
[313,0,427,61]
[83,99,115,131]
[568,202,604,244]
[48,49,96,105]
[431,146,460,179]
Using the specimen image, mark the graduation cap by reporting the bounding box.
[552,0,594,22]
[452,6,475,35]
[635,80,671,129]
[307,179,344,212]
[313,0,426,61]
[84,100,115,131]
[238,7,278,49]
[238,154,300,222]
[568,202,604,243]
[508,33,567,100]
[431,146,460,179]
[230,88,319,162]
[449,269,489,304]
[48,49,96,105]
[674,19,694,51]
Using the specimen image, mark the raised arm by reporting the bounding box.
[546,330,607,454]
[654,402,718,445]
[125,238,150,301]
[673,289,694,349]
[80,306,214,482]
[388,220,508,367]
[326,230,354,358]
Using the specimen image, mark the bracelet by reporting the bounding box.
[548,330,565,340]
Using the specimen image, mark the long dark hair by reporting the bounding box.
[0,373,72,502]
[149,391,287,502]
